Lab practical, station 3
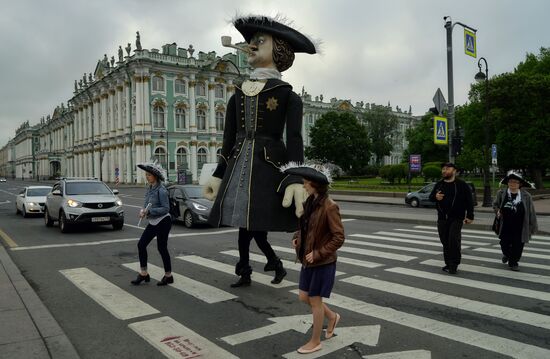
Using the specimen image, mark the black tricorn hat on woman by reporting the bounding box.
[500,171,533,188]
[280,162,332,185]
[137,160,166,182]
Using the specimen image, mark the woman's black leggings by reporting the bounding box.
[137,216,172,272]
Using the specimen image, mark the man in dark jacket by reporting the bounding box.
[204,15,317,287]
[429,162,474,274]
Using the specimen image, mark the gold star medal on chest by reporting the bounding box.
[242,79,267,96]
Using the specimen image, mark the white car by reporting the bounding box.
[16,186,52,217]
[0,177,6,182]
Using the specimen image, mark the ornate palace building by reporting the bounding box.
[0,34,418,183]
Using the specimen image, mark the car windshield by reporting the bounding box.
[66,182,112,195]
[183,186,203,199]
[27,188,51,196]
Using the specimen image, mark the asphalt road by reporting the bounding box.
[1,182,550,358]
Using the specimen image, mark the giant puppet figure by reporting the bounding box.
[204,15,317,287]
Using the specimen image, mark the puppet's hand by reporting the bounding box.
[203,176,222,201]
[282,184,308,218]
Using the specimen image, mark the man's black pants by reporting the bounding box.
[237,228,277,271]
[437,217,463,269]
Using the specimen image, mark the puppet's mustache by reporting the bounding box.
[221,36,253,55]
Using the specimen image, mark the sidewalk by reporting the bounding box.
[0,244,79,359]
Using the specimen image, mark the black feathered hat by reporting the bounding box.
[500,171,533,188]
[137,161,166,182]
[233,15,318,54]
[280,162,332,185]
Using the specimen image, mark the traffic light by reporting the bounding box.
[452,135,462,156]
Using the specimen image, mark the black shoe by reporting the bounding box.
[502,256,508,264]
[131,274,150,285]
[448,267,457,275]
[510,265,519,271]
[271,262,287,284]
[442,266,449,272]
[157,275,174,286]
[230,275,251,288]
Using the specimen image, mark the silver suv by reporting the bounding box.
[44,178,124,233]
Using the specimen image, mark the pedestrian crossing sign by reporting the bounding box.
[464,29,476,58]
[434,116,448,145]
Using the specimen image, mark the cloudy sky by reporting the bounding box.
[1,0,549,146]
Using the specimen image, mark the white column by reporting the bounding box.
[190,144,197,182]
[125,145,132,184]
[189,77,197,130]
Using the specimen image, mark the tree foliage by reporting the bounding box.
[404,113,448,163]
[460,47,550,188]
[363,106,398,166]
[305,111,371,174]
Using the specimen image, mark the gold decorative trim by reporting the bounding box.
[215,77,226,84]
[226,85,235,92]
[177,141,188,146]
[175,102,188,110]
[188,80,196,87]
[109,89,116,95]
[134,76,142,83]
[142,75,150,82]
[198,141,208,147]
[116,86,123,91]
[154,71,163,77]
[101,93,109,99]
[208,84,216,90]
[197,103,208,110]
[189,140,198,146]
[156,140,166,146]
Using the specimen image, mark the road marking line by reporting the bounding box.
[221,250,347,276]
[343,274,550,330]
[386,267,550,302]
[11,229,239,251]
[346,237,442,255]
[289,289,550,359]
[176,255,296,288]
[421,259,550,285]
[373,231,488,246]
[270,245,384,269]
[129,316,238,359]
[0,227,18,248]
[397,228,497,241]
[273,244,416,262]
[122,204,142,208]
[462,254,550,271]
[363,350,432,359]
[121,262,237,303]
[60,267,159,320]
[415,225,550,241]
[474,247,550,260]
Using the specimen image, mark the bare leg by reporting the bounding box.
[299,294,324,350]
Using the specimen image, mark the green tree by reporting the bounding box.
[363,106,398,166]
[305,111,371,174]
[404,113,448,163]
[464,47,550,188]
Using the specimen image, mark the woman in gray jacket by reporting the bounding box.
[493,171,538,271]
[131,162,173,286]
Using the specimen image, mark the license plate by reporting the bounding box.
[91,217,110,222]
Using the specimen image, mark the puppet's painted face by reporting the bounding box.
[247,32,275,69]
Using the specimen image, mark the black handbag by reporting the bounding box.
[492,215,501,235]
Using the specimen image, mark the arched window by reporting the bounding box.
[195,83,206,97]
[216,112,224,131]
[153,147,167,169]
[152,76,164,91]
[175,107,186,130]
[176,147,188,170]
[175,79,186,94]
[197,148,208,172]
[153,105,165,128]
[216,148,222,161]
[197,110,206,131]
[215,84,224,98]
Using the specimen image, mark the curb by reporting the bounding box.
[0,245,80,359]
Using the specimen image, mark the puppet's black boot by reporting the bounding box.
[271,260,287,284]
[264,257,280,272]
[231,262,252,287]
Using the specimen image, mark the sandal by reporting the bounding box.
[325,313,340,339]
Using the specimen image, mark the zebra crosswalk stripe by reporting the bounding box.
[60,267,160,320]
[420,259,550,285]
[176,255,296,288]
[386,267,550,302]
[474,247,550,260]
[373,231,488,246]
[345,238,442,255]
[121,263,237,303]
[270,245,384,269]
[462,254,550,271]
[341,275,550,330]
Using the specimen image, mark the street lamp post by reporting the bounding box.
[474,57,492,207]
[160,130,169,182]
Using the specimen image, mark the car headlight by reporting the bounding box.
[67,199,82,208]
[192,202,208,211]
[27,202,38,207]
[115,199,123,206]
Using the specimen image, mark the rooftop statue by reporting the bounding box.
[136,31,142,51]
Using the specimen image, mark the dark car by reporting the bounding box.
[167,185,213,228]
[405,182,478,208]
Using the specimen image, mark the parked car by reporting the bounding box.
[167,184,213,228]
[0,177,6,182]
[405,182,478,208]
[15,186,52,217]
[44,178,124,233]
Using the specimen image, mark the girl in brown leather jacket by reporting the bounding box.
[283,164,345,354]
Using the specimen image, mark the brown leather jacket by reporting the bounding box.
[293,195,345,267]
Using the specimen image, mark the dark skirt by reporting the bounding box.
[299,262,336,298]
